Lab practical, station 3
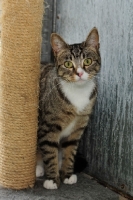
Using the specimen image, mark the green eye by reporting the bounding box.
[83,58,92,66]
[64,61,73,68]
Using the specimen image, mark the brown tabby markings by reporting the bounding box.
[38,28,101,188]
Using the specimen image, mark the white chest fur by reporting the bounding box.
[60,118,77,140]
[60,79,95,113]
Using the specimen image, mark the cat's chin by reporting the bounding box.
[62,79,87,85]
[75,79,88,85]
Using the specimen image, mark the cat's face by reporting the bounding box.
[51,28,101,83]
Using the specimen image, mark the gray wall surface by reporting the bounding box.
[41,0,53,62]
[56,0,133,197]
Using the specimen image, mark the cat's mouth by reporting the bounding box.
[78,78,86,81]
[75,75,88,82]
[74,77,88,85]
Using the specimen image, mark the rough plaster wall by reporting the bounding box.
[0,0,2,31]
[56,0,133,197]
[41,0,53,62]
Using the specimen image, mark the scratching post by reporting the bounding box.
[0,0,44,189]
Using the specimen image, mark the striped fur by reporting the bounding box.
[37,28,101,189]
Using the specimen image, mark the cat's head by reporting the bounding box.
[51,28,101,83]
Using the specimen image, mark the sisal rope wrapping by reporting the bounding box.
[0,0,44,189]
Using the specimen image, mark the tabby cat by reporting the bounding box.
[36,27,101,189]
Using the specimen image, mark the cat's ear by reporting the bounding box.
[85,27,99,49]
[51,33,68,55]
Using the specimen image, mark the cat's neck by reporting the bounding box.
[60,79,96,113]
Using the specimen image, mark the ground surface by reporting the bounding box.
[0,173,125,200]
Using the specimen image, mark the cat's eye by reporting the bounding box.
[64,61,73,68]
[83,58,92,66]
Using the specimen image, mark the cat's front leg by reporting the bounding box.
[39,138,60,189]
[60,127,85,185]
[60,139,79,184]
[43,144,60,189]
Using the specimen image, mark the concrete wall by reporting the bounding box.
[56,0,133,197]
[0,0,2,31]
[41,0,53,62]
[0,0,2,57]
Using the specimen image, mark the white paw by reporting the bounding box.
[63,174,77,185]
[43,180,58,189]
[36,165,44,177]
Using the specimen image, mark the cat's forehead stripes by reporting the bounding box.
[69,44,83,58]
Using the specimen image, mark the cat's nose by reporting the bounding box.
[77,67,84,77]
[77,71,83,77]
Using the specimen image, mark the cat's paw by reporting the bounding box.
[36,164,44,177]
[63,174,77,184]
[43,180,58,189]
